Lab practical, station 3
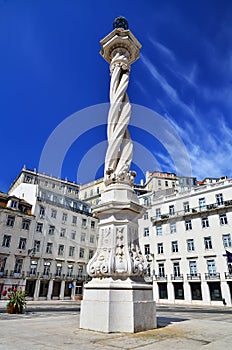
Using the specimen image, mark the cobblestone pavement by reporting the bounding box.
[0,301,231,349]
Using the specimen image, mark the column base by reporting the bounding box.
[80,277,157,333]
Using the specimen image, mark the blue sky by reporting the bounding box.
[0,0,232,192]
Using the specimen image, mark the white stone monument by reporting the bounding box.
[80,17,156,333]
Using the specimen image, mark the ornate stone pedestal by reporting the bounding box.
[80,183,156,333]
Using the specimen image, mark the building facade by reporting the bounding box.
[139,177,232,306]
[0,168,98,300]
[0,192,35,296]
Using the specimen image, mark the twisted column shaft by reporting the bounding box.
[104,51,134,186]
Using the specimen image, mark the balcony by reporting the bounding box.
[39,273,52,279]
[151,199,232,224]
[225,272,232,279]
[76,274,91,282]
[144,276,153,283]
[171,274,184,281]
[0,270,8,278]
[187,273,201,280]
[10,271,25,278]
[205,273,220,280]
[53,273,65,280]
[26,271,39,278]
[155,274,168,281]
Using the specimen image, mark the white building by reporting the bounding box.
[1,168,98,300]
[139,177,232,306]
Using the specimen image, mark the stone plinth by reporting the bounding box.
[80,277,156,333]
[80,183,156,333]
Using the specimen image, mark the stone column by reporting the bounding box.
[47,279,54,300]
[33,279,40,300]
[80,17,156,333]
[59,280,65,300]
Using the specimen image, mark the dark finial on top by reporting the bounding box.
[113,16,128,30]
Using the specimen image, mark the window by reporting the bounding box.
[144,212,149,220]
[22,219,30,230]
[67,265,73,277]
[91,221,95,229]
[173,262,180,277]
[90,235,94,243]
[223,234,231,247]
[39,206,45,218]
[30,260,37,276]
[144,227,149,237]
[10,200,18,209]
[165,180,168,187]
[183,202,190,213]
[199,198,206,211]
[34,240,40,252]
[58,244,64,256]
[204,236,212,249]
[53,195,58,203]
[14,258,23,273]
[220,213,228,225]
[90,189,93,196]
[43,262,50,276]
[96,187,100,194]
[18,237,27,250]
[209,282,222,301]
[169,205,175,215]
[71,230,76,240]
[48,225,55,235]
[36,222,43,233]
[73,201,78,210]
[82,218,87,227]
[79,248,85,258]
[89,250,94,259]
[170,223,176,233]
[52,183,55,189]
[172,241,178,253]
[51,209,57,218]
[62,213,67,223]
[144,244,150,255]
[207,259,216,275]
[158,263,165,277]
[68,187,72,193]
[156,225,162,236]
[55,264,62,277]
[157,243,163,254]
[25,175,32,183]
[81,233,86,242]
[158,179,161,186]
[185,219,192,230]
[202,217,209,228]
[60,228,66,237]
[187,239,195,251]
[189,260,197,275]
[156,208,161,218]
[69,246,75,257]
[216,193,223,206]
[2,234,11,247]
[44,181,48,187]
[78,265,83,277]
[72,216,77,225]
[6,215,15,227]
[46,242,53,254]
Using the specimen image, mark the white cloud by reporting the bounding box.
[141,53,196,118]
[148,37,176,62]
